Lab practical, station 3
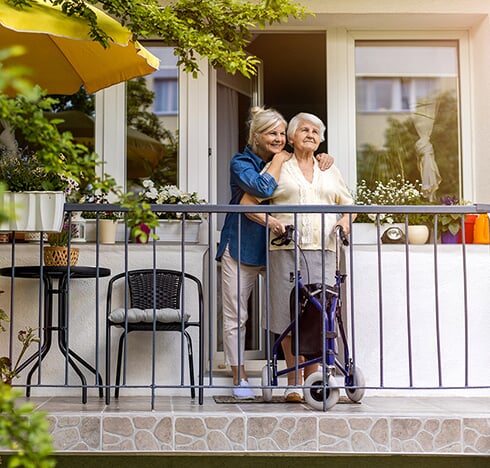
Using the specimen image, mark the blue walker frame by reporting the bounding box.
[262,226,365,410]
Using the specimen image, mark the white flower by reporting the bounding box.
[137,180,206,220]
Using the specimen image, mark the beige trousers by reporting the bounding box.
[221,247,264,366]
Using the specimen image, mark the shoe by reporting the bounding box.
[284,387,303,403]
[232,379,255,400]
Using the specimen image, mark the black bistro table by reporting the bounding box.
[0,265,111,403]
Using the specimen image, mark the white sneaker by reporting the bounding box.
[232,379,255,400]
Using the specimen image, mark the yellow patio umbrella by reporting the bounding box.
[0,0,159,96]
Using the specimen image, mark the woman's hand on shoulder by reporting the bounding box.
[316,153,334,171]
[273,150,292,163]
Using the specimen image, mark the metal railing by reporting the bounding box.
[0,202,489,409]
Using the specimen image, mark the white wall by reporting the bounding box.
[0,243,207,398]
[346,245,490,397]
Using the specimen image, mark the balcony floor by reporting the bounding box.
[18,394,490,455]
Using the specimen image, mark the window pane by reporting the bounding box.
[126,46,179,187]
[355,41,460,202]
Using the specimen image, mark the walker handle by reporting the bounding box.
[336,225,349,246]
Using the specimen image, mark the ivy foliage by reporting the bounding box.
[6,0,309,77]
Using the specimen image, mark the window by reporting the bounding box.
[357,77,438,113]
[355,41,461,201]
[126,46,179,187]
[154,75,178,115]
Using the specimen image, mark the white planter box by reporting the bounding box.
[84,219,201,243]
[155,219,201,243]
[0,191,65,232]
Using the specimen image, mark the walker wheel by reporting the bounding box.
[304,371,339,410]
[345,366,366,403]
[261,365,273,402]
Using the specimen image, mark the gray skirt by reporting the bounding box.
[264,249,336,335]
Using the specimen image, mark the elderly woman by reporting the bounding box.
[216,107,333,399]
[241,112,353,402]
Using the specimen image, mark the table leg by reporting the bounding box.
[22,276,53,397]
[58,275,103,400]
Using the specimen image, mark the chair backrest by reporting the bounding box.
[107,268,203,325]
[127,270,181,310]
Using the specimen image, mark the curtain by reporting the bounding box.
[412,100,441,202]
[216,84,239,228]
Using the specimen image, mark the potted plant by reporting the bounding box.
[0,147,79,232]
[132,179,207,243]
[44,220,80,266]
[80,183,124,243]
[438,195,476,244]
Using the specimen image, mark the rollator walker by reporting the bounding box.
[261,225,365,410]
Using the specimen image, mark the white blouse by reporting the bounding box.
[261,155,353,251]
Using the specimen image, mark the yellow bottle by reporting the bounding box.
[473,213,490,244]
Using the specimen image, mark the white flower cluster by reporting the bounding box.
[139,179,206,220]
[355,175,423,224]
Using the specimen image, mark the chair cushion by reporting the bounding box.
[109,308,190,323]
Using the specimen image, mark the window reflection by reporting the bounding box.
[127,46,179,188]
[355,41,460,201]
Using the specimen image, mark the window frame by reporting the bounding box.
[326,29,472,201]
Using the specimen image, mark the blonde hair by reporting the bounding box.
[247,106,287,151]
[287,112,326,143]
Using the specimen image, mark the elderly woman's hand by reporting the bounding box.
[336,215,351,236]
[316,153,334,171]
[269,218,286,238]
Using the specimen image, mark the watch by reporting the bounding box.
[381,226,406,244]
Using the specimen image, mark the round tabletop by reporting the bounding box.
[0,265,111,279]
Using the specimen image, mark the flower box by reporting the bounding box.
[84,219,201,243]
[0,191,65,232]
[155,219,201,243]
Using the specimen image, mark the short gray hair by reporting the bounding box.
[287,112,326,143]
[247,107,287,150]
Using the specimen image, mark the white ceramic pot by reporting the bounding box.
[407,225,430,244]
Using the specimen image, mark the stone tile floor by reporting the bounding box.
[16,394,490,455]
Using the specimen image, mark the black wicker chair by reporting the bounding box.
[105,269,203,403]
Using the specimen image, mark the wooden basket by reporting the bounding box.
[43,246,80,266]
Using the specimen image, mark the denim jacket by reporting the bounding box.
[216,146,278,266]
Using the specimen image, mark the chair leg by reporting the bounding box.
[115,331,127,399]
[184,331,195,399]
[105,325,111,404]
